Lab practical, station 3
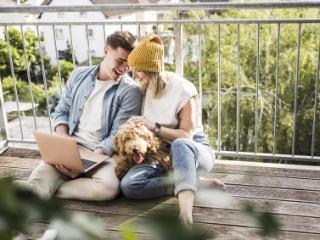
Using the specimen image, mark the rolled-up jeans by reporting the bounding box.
[121,131,215,199]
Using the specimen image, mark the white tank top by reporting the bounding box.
[142,71,203,134]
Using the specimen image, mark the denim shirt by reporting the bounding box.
[53,65,142,156]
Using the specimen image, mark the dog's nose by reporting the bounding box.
[133,147,139,153]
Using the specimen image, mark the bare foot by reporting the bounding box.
[198,177,227,191]
[179,212,193,228]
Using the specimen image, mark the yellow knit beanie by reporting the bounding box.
[128,33,164,73]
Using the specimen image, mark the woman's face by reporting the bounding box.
[132,69,150,87]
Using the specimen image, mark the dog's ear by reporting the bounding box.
[113,123,126,153]
[147,132,160,152]
[113,132,121,152]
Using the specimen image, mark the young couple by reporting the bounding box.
[27,30,226,226]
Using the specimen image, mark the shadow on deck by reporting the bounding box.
[1,147,320,239]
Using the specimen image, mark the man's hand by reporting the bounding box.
[56,164,81,178]
[93,148,105,155]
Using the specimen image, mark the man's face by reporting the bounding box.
[102,46,131,80]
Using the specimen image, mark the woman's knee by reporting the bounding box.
[171,138,194,154]
[120,174,142,199]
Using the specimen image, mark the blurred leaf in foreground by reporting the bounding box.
[244,205,281,238]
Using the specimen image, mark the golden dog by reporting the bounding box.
[113,122,172,179]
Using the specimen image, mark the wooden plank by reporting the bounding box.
[62,199,165,216]
[119,194,320,219]
[211,172,320,191]
[3,168,320,217]
[0,157,40,169]
[61,198,320,234]
[213,162,320,180]
[3,164,320,193]
[112,205,320,240]
[1,147,41,158]
[28,223,151,240]
[25,221,320,240]
[192,197,320,218]
[0,167,32,179]
[226,185,320,204]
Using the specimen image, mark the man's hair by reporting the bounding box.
[106,31,138,52]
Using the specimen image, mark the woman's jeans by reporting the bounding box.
[121,132,215,199]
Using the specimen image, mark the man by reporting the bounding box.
[27,31,142,201]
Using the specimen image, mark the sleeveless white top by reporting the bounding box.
[142,71,203,134]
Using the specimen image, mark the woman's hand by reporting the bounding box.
[56,164,81,178]
[128,116,154,132]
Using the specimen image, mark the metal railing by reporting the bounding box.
[1,1,320,163]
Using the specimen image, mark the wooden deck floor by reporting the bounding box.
[1,147,320,240]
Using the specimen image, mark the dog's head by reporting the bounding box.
[113,122,159,164]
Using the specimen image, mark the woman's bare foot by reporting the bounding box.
[179,212,193,228]
[198,177,227,191]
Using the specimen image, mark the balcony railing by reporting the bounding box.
[1,1,320,163]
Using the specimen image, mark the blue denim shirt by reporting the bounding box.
[53,65,142,156]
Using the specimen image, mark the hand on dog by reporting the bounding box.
[56,164,81,178]
[128,116,154,132]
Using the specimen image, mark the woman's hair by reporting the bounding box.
[141,71,167,99]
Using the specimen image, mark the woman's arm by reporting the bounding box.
[129,96,197,142]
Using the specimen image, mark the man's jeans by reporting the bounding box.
[121,132,215,199]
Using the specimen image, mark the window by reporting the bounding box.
[58,50,65,59]
[55,29,64,39]
[90,50,96,57]
[58,12,65,18]
[25,27,32,32]
[80,12,87,17]
[86,29,94,38]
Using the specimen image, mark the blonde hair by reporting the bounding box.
[141,71,167,99]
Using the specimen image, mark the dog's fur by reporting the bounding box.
[113,122,172,179]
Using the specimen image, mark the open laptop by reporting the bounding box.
[33,130,109,173]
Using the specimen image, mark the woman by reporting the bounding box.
[121,33,226,227]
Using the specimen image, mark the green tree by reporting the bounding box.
[47,60,74,83]
[65,40,78,65]
[162,5,320,160]
[0,27,50,81]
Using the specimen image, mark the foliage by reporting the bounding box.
[91,57,104,66]
[244,205,281,237]
[1,76,63,117]
[48,60,74,83]
[0,27,50,80]
[0,177,105,240]
[144,213,207,240]
[65,40,78,65]
[174,6,320,158]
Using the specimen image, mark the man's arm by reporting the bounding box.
[53,68,79,133]
[55,124,69,136]
[97,86,142,156]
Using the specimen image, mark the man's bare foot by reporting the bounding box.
[198,177,227,191]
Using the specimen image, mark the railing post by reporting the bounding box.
[0,77,9,151]
[174,22,183,76]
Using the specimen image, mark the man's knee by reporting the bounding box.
[92,178,121,201]
[27,161,67,200]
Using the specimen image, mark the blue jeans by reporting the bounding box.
[121,132,215,199]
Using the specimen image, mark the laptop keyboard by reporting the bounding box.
[81,158,97,170]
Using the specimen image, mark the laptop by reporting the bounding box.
[33,130,109,173]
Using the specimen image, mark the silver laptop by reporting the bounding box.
[33,130,109,173]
